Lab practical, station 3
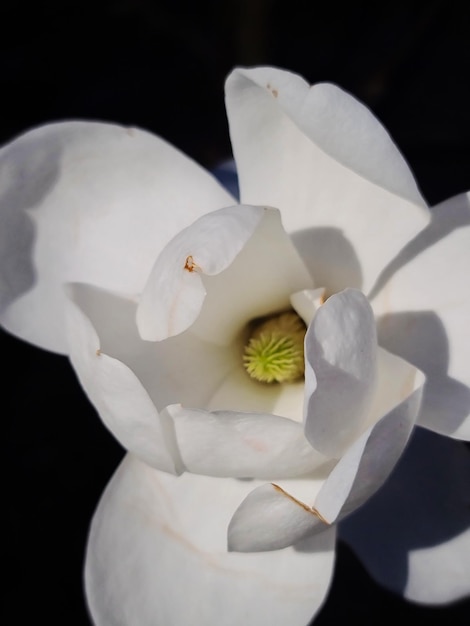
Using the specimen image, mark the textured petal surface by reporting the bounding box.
[304,289,378,458]
[340,428,470,604]
[85,454,337,626]
[165,404,329,479]
[225,66,429,294]
[137,205,313,343]
[372,192,470,440]
[0,122,233,353]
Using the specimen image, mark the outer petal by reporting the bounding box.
[137,205,313,343]
[225,66,429,294]
[85,454,337,626]
[372,192,470,439]
[0,122,234,353]
[304,289,378,458]
[165,404,329,479]
[340,428,470,604]
[228,349,424,551]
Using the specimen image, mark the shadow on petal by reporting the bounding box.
[339,428,470,596]
[0,135,62,313]
[291,227,363,295]
[377,310,470,435]
[368,193,470,301]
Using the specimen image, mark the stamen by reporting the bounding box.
[243,311,306,384]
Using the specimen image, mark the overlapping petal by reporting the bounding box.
[340,428,470,604]
[225,66,430,294]
[304,289,378,458]
[371,192,470,440]
[165,404,329,479]
[85,454,337,626]
[227,347,424,552]
[137,205,313,343]
[64,284,182,472]
[0,122,234,353]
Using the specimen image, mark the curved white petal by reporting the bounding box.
[225,66,429,294]
[137,205,312,343]
[228,483,331,552]
[165,404,329,479]
[207,365,306,423]
[0,122,234,353]
[372,192,470,440]
[229,349,424,551]
[85,454,337,626]
[64,285,182,473]
[304,289,378,458]
[313,352,423,523]
[290,287,325,326]
[340,428,470,604]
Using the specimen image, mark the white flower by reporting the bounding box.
[1,66,469,625]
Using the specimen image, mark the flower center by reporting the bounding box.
[243,311,306,384]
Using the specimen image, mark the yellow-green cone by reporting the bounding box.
[243,311,306,383]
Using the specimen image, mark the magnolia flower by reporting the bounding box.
[1,66,469,625]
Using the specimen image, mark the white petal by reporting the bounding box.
[340,428,470,604]
[165,404,329,479]
[314,350,424,523]
[65,282,246,467]
[225,66,429,294]
[205,364,306,423]
[64,284,181,473]
[372,192,470,440]
[137,205,313,343]
[85,454,337,626]
[290,287,325,326]
[229,349,424,552]
[0,122,233,353]
[304,289,378,458]
[228,482,331,552]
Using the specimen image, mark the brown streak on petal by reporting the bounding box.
[96,349,101,356]
[271,483,330,524]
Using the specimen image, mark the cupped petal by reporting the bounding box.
[225,66,429,294]
[313,350,423,523]
[137,205,313,343]
[165,404,329,479]
[206,364,306,423]
[0,122,234,353]
[85,454,337,626]
[304,288,378,458]
[64,284,182,473]
[372,192,470,440]
[229,348,424,551]
[340,428,470,604]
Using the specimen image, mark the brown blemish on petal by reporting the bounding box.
[184,255,200,272]
[266,82,278,98]
[272,483,330,524]
[125,127,136,137]
[96,349,102,356]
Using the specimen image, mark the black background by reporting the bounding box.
[3,1,470,624]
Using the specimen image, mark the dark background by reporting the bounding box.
[3,1,470,624]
